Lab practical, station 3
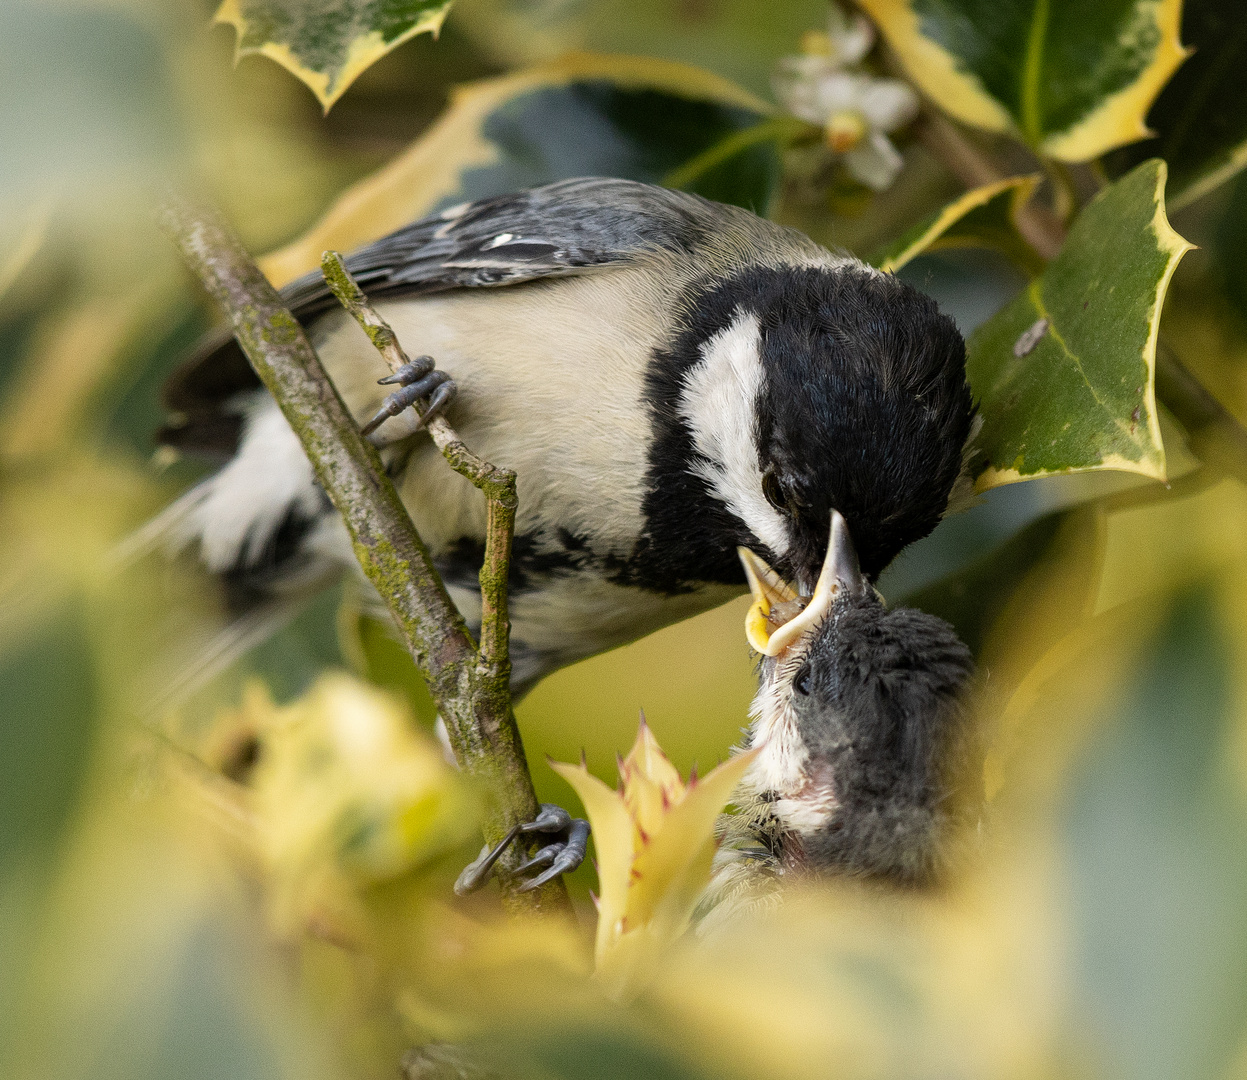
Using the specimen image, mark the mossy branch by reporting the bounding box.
[320,251,517,710]
[159,199,567,915]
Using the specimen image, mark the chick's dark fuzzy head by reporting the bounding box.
[787,592,976,884]
[753,266,974,583]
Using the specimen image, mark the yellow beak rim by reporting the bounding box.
[738,510,863,657]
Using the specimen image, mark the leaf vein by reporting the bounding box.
[1020,0,1050,145]
[1026,280,1136,446]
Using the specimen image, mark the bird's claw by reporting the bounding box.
[378,357,435,386]
[524,803,574,834]
[360,355,458,437]
[513,820,590,893]
[453,804,589,896]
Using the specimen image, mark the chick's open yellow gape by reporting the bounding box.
[739,510,863,656]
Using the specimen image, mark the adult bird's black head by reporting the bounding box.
[734,513,977,885]
[643,261,974,596]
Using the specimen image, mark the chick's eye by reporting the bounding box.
[793,666,811,696]
[762,469,786,512]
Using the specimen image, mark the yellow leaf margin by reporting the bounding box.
[1042,0,1189,161]
[878,174,1040,273]
[259,52,773,287]
[1170,140,1247,213]
[860,0,1189,162]
[974,162,1191,493]
[857,0,1013,135]
[214,0,454,113]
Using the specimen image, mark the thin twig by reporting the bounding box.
[662,115,817,192]
[159,199,567,914]
[1041,158,1080,225]
[320,251,517,695]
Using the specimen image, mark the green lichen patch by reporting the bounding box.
[1106,0,1247,209]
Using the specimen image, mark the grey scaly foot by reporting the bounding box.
[360,355,458,437]
[453,803,590,896]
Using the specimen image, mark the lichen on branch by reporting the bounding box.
[159,199,566,914]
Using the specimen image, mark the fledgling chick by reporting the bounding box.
[153,177,975,696]
[709,512,977,912]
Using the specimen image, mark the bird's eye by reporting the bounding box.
[794,666,811,696]
[762,469,786,512]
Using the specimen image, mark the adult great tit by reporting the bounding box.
[156,177,975,695]
[707,511,977,912]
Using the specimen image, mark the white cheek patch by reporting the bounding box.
[677,310,790,559]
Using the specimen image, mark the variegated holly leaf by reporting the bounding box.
[871,174,1044,274]
[1104,0,1247,210]
[967,159,1191,491]
[215,0,456,112]
[858,0,1189,162]
[261,53,779,286]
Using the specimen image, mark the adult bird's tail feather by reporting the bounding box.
[144,595,312,717]
[105,480,211,571]
[110,469,329,716]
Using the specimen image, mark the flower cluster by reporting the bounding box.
[772,3,919,191]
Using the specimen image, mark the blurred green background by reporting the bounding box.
[4,1,1247,1078]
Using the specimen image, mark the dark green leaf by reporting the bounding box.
[215,0,456,111]
[1105,0,1247,210]
[860,0,1188,161]
[261,54,780,286]
[967,159,1189,490]
[456,82,778,212]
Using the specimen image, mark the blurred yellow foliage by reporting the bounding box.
[257,52,772,287]
[197,674,479,943]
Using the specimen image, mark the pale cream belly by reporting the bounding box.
[306,266,745,685]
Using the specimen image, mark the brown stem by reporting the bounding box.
[1042,159,1079,225]
[160,200,567,914]
[914,110,1066,261]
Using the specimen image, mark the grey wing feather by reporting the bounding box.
[279,177,735,317]
[162,176,826,449]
